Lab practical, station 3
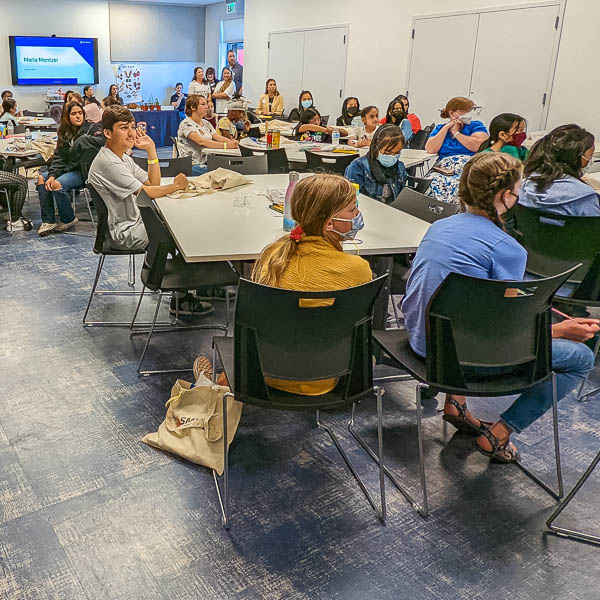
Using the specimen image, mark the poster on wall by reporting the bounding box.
[116,63,141,105]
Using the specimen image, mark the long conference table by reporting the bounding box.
[155,173,431,328]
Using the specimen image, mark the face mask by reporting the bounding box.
[234,120,245,130]
[331,212,364,240]
[377,153,398,168]
[347,106,358,116]
[301,99,312,109]
[582,156,594,174]
[459,113,473,124]
[509,132,527,148]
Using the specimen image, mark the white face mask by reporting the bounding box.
[582,155,594,174]
[459,113,473,124]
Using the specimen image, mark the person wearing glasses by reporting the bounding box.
[424,96,489,203]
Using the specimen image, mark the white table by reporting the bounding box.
[156,174,430,263]
[16,117,56,128]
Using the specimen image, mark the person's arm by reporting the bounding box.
[213,82,233,100]
[425,123,452,154]
[332,126,349,136]
[134,132,160,186]
[298,124,331,134]
[142,172,188,199]
[344,158,366,191]
[453,129,489,153]
[186,130,238,149]
[273,95,284,116]
[552,318,600,342]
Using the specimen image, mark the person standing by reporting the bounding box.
[83,86,101,107]
[213,68,236,114]
[170,82,187,114]
[227,50,243,96]
[107,84,124,105]
[188,67,211,99]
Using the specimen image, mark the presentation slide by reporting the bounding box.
[10,36,98,85]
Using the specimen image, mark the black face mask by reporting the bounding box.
[392,110,405,120]
[347,106,358,116]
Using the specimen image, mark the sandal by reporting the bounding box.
[475,428,519,464]
[442,397,492,435]
[193,354,214,382]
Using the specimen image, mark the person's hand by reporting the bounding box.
[174,173,188,190]
[135,132,156,152]
[552,318,600,343]
[243,120,251,132]
[325,126,334,135]
[228,139,239,148]
[448,119,462,136]
[44,176,56,191]
[49,180,62,191]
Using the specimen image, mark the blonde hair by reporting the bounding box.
[440,96,474,119]
[252,174,356,287]
[459,152,522,228]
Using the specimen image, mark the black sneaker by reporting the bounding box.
[169,294,214,316]
[195,286,236,300]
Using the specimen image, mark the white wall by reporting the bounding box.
[205,0,245,76]
[244,0,599,137]
[1,0,208,111]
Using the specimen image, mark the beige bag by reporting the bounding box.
[143,375,242,475]
[167,167,252,198]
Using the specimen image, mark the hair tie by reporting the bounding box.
[290,225,304,242]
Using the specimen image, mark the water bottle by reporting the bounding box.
[7,121,14,137]
[25,128,32,149]
[331,129,340,146]
[283,171,299,232]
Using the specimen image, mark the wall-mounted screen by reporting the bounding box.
[9,36,99,86]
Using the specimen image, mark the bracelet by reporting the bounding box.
[224,143,227,149]
[147,158,159,165]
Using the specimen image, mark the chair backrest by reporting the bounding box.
[406,175,433,194]
[513,204,600,298]
[22,110,46,117]
[391,187,459,223]
[86,183,111,254]
[49,104,63,124]
[13,125,26,135]
[425,267,578,389]
[239,145,289,174]
[408,123,435,150]
[320,115,330,126]
[132,155,192,176]
[304,150,359,175]
[170,136,180,157]
[233,275,387,409]
[206,153,268,175]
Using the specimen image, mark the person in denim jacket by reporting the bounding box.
[344,124,407,204]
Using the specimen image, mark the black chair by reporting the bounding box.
[320,115,330,126]
[408,123,435,150]
[132,190,240,376]
[170,136,180,157]
[367,267,579,516]
[206,153,268,175]
[211,275,388,528]
[406,175,433,194]
[304,150,359,175]
[13,125,26,135]
[82,183,147,327]
[391,187,460,223]
[22,110,46,118]
[512,204,600,400]
[546,448,600,546]
[132,155,193,176]
[239,144,289,174]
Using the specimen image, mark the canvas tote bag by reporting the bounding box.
[143,374,242,476]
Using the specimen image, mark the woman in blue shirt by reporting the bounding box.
[403,152,597,462]
[344,124,407,203]
[519,124,600,216]
[424,96,488,203]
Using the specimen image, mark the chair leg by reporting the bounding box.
[137,292,164,376]
[348,382,428,518]
[213,391,233,529]
[546,448,600,546]
[130,285,146,330]
[576,336,600,402]
[390,294,401,328]
[84,189,95,227]
[82,255,105,325]
[516,372,564,500]
[315,388,387,523]
[128,254,136,288]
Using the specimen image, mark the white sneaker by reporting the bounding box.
[6,218,32,231]
[57,217,78,231]
[38,222,58,236]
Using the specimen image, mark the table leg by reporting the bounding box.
[372,256,393,331]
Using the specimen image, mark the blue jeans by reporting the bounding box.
[37,170,83,224]
[192,164,208,176]
[500,339,595,433]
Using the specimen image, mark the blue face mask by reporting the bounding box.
[332,211,364,240]
[301,99,312,109]
[234,120,245,130]
[377,153,398,168]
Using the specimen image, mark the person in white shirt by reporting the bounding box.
[349,106,380,148]
[188,67,211,99]
[177,94,238,175]
[212,67,236,114]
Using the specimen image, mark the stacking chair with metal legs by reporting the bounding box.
[363,267,579,517]
[304,150,359,175]
[206,153,268,175]
[211,275,388,529]
[132,190,240,376]
[239,145,289,174]
[132,155,193,176]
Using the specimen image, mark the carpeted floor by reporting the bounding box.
[1,186,599,600]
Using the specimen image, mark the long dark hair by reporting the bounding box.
[294,108,322,137]
[479,113,525,151]
[264,78,279,96]
[57,101,85,146]
[524,124,595,190]
[297,90,313,110]
[205,67,217,82]
[192,66,207,84]
[367,124,404,184]
[338,97,359,126]
[384,98,407,125]
[1,98,16,117]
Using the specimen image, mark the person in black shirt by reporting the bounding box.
[170,82,187,114]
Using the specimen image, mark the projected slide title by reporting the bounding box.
[23,57,59,63]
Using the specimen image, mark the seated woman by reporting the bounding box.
[382,98,413,144]
[37,101,103,236]
[519,124,599,216]
[336,97,360,127]
[0,99,18,124]
[212,67,236,114]
[177,94,238,176]
[344,125,407,203]
[217,100,251,140]
[293,108,347,143]
[402,152,597,462]
[82,86,101,107]
[379,95,421,134]
[288,90,316,122]
[102,96,120,109]
[0,170,31,231]
[349,105,379,148]
[424,96,489,203]
[256,79,284,116]
[205,99,217,129]
[479,113,529,161]
[170,82,187,114]
[107,84,123,106]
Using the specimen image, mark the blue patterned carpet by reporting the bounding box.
[1,192,599,599]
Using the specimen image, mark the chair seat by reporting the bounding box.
[213,337,373,411]
[373,328,550,397]
[95,238,147,256]
[141,259,239,292]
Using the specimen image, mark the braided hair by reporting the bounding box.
[459,153,522,229]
